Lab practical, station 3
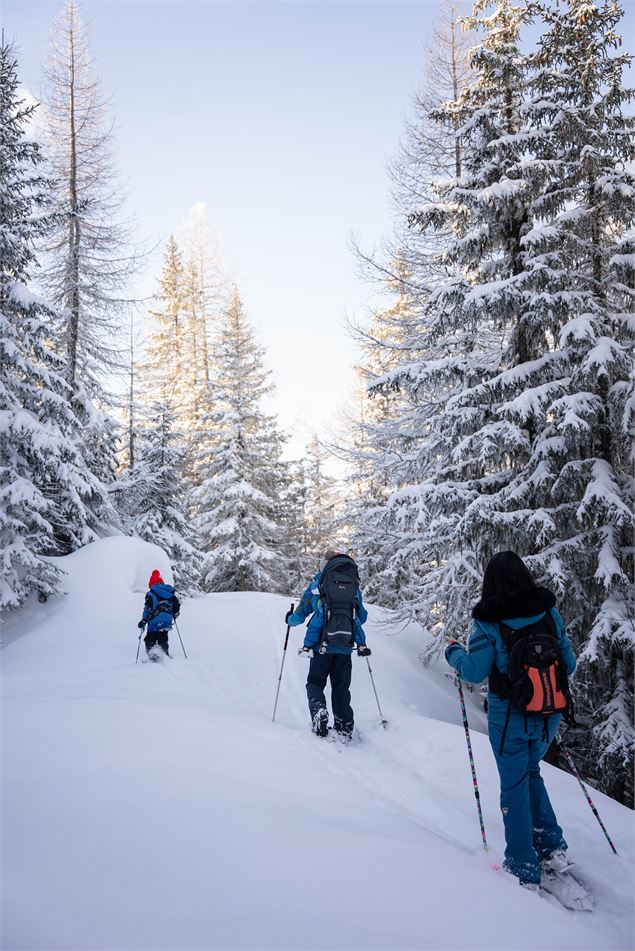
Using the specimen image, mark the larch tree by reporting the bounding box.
[40,0,139,397]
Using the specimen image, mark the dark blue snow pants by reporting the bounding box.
[306,653,353,734]
[488,705,567,884]
[145,629,169,656]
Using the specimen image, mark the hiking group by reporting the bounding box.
[137,548,591,899]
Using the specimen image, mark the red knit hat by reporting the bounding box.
[149,570,164,587]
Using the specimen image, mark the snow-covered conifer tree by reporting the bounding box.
[132,399,201,593]
[191,288,289,592]
[280,460,313,594]
[144,237,188,399]
[366,0,634,804]
[363,0,533,651]
[112,313,148,526]
[303,434,344,559]
[475,0,635,804]
[180,203,226,389]
[349,1,476,615]
[348,259,421,606]
[0,38,116,608]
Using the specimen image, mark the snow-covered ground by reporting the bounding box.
[2,537,633,950]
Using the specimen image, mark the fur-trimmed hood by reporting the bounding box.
[472,585,556,621]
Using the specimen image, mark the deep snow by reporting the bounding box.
[1,537,633,950]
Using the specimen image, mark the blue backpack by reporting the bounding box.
[146,583,176,630]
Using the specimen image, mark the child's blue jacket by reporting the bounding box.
[142,583,179,633]
[288,571,368,654]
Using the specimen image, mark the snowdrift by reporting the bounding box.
[2,538,633,950]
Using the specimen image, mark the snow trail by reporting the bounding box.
[2,538,633,950]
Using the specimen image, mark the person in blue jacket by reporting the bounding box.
[138,569,180,659]
[445,551,576,889]
[286,549,370,740]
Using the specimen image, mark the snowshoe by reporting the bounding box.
[519,881,539,893]
[147,645,165,663]
[540,869,593,912]
[312,708,329,737]
[541,849,575,875]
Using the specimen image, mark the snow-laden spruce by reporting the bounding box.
[496,0,635,806]
[131,399,202,594]
[0,38,117,610]
[191,288,290,592]
[352,0,634,805]
[348,258,423,609]
[365,0,534,648]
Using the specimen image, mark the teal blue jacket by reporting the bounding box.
[288,572,368,654]
[445,607,576,718]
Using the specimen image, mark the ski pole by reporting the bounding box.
[174,621,187,659]
[272,603,294,723]
[556,737,618,855]
[135,631,143,664]
[365,656,388,728]
[455,673,488,851]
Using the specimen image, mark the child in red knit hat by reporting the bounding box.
[138,570,180,660]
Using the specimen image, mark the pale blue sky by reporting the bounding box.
[4,0,635,461]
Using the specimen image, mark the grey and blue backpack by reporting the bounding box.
[318,555,360,652]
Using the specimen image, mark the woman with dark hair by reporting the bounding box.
[445,551,576,890]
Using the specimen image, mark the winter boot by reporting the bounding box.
[334,719,354,743]
[312,708,329,737]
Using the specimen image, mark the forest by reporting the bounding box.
[2,0,633,807]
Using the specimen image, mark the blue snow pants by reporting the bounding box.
[488,703,567,884]
[306,653,354,733]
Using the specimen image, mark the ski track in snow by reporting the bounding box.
[1,537,633,951]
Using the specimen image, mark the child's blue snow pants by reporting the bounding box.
[488,702,567,884]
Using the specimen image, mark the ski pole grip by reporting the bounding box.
[283,603,294,651]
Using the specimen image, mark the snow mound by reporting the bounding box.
[2,538,633,950]
[63,534,175,595]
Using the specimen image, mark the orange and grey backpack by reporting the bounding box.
[489,611,574,754]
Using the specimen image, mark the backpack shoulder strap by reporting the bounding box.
[542,608,557,637]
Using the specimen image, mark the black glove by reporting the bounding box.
[357,645,371,657]
[285,610,294,624]
[298,646,314,657]
[138,621,146,630]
